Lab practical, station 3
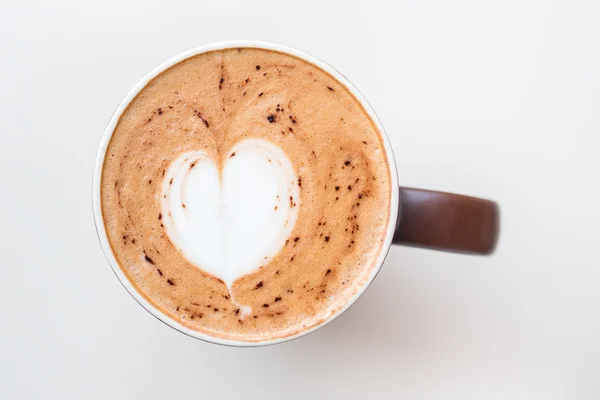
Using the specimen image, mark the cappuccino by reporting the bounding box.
[101,47,392,341]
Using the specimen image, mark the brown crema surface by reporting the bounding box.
[101,48,391,342]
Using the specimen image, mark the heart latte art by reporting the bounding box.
[100,47,392,342]
[161,139,299,290]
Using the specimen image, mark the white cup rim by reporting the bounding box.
[92,40,399,347]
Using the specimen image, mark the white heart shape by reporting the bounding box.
[160,139,300,290]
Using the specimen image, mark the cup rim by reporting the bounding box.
[92,40,399,347]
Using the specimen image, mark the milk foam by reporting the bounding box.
[160,139,300,293]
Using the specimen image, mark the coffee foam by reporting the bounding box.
[161,139,299,312]
[101,47,392,342]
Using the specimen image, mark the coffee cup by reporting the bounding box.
[93,40,499,346]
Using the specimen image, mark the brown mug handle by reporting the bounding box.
[393,187,499,255]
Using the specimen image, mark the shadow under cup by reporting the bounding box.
[92,40,499,347]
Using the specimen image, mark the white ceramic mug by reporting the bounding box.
[93,40,499,347]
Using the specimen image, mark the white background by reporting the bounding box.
[1,0,599,399]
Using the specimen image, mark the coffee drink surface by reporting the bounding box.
[101,48,392,341]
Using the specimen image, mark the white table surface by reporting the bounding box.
[1,1,599,399]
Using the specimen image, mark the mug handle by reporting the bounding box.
[393,187,499,255]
